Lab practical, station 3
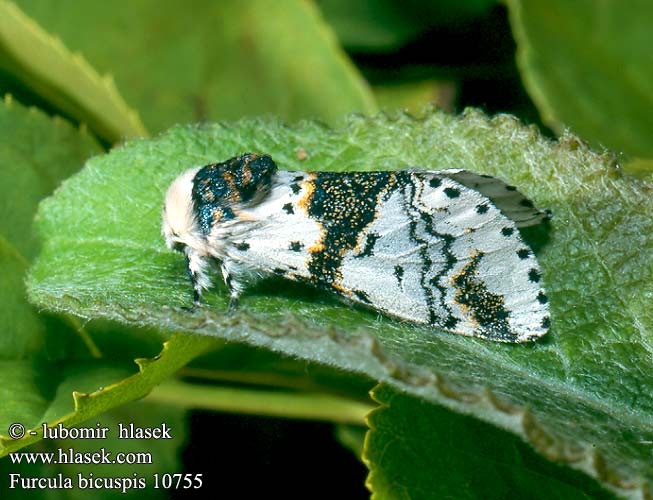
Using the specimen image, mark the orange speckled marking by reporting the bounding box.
[297,173,317,213]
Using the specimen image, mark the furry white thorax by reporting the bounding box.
[207,174,319,289]
[161,167,204,253]
[161,168,294,299]
[162,167,216,295]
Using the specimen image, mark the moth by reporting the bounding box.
[162,153,550,342]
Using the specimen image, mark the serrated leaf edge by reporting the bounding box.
[0,333,217,456]
[0,1,147,143]
[363,382,649,500]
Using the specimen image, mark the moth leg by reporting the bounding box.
[185,251,211,308]
[220,261,246,312]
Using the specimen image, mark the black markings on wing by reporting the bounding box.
[451,252,514,341]
[282,202,294,214]
[410,204,457,327]
[443,316,459,329]
[437,169,548,228]
[390,171,544,340]
[393,265,404,286]
[347,172,459,328]
[289,241,304,252]
[413,189,461,328]
[353,232,380,258]
[305,171,393,289]
[353,290,372,304]
[296,169,547,341]
[528,268,541,283]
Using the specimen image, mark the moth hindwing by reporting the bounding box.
[162,153,550,343]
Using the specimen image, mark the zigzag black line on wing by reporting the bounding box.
[400,172,460,329]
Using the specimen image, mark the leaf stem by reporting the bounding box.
[146,379,373,425]
[64,315,102,358]
[178,366,338,393]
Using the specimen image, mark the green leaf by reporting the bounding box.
[0,96,211,458]
[0,1,146,143]
[365,384,615,500]
[14,0,377,133]
[0,96,101,261]
[508,0,653,160]
[27,110,653,494]
[0,333,217,456]
[0,94,101,361]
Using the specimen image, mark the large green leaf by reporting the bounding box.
[0,1,146,143]
[365,384,614,499]
[0,94,101,364]
[27,110,653,495]
[14,0,376,133]
[0,96,214,459]
[508,0,653,160]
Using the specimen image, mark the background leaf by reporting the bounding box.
[26,109,653,495]
[0,95,101,433]
[0,332,216,456]
[0,1,146,143]
[13,0,377,134]
[508,0,653,161]
[365,384,614,500]
[0,96,208,464]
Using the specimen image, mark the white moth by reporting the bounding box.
[162,153,550,342]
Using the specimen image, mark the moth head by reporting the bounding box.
[162,166,202,254]
[162,154,278,254]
